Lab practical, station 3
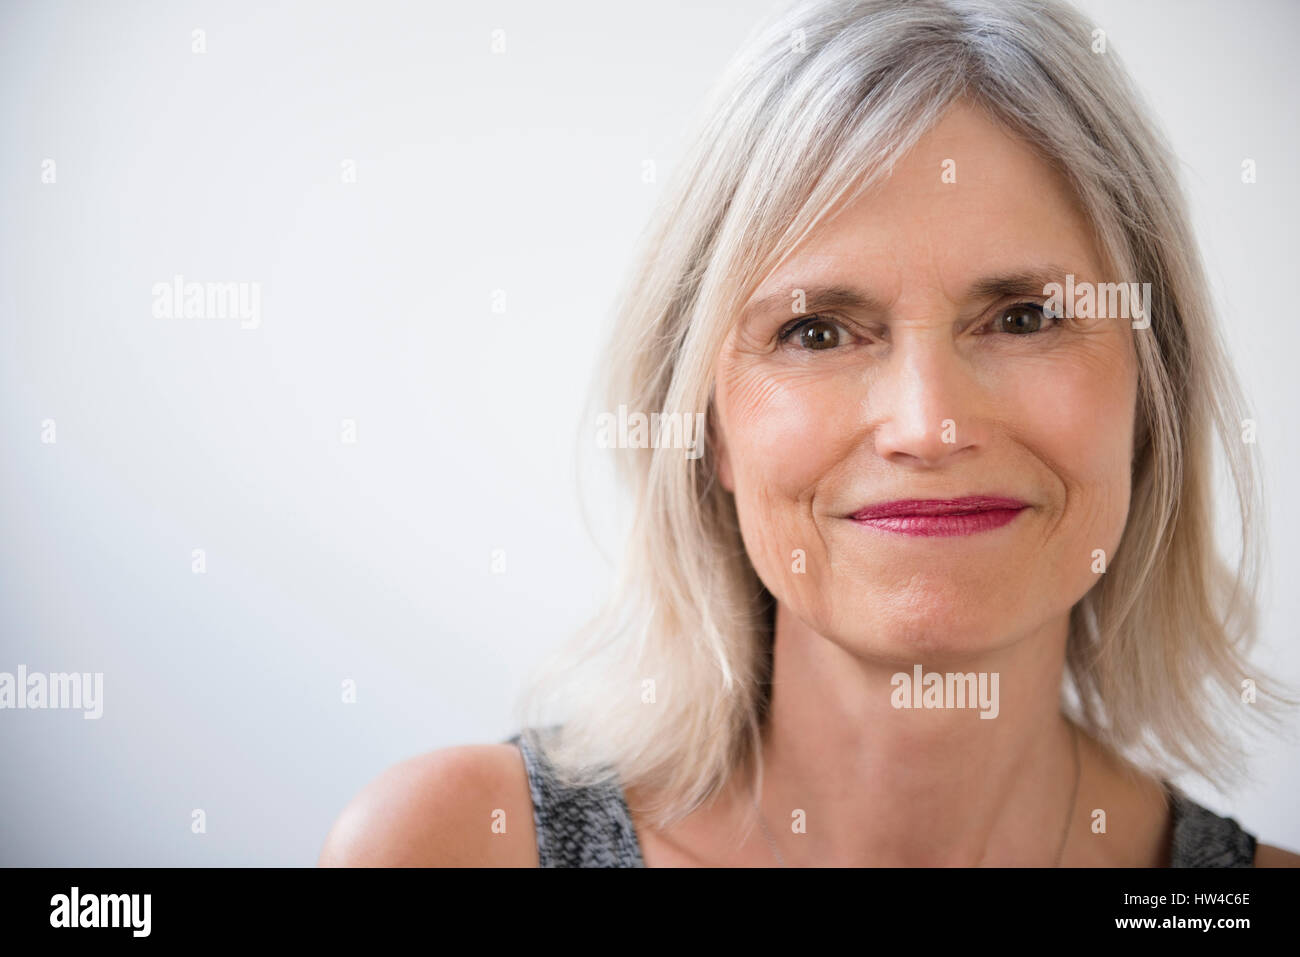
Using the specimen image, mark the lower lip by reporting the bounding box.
[849,508,1026,537]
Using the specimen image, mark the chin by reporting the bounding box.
[821,590,1030,664]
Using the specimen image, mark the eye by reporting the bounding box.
[989,301,1059,335]
[778,315,850,350]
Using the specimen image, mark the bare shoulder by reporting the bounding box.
[318,743,537,867]
[1254,843,1300,867]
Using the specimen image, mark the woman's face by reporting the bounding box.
[712,100,1140,657]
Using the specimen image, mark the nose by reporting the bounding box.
[868,329,987,467]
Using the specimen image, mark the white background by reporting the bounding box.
[1,0,1296,864]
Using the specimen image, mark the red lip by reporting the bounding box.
[848,497,1028,538]
[850,496,1028,520]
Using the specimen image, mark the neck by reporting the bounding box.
[750,601,1080,866]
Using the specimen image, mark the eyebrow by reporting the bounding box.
[740,264,1077,322]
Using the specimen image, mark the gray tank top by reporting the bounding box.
[505,727,1257,867]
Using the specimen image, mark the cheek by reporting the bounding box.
[716,362,859,593]
[1006,344,1137,553]
[719,363,859,500]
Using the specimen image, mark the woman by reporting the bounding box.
[320,0,1299,866]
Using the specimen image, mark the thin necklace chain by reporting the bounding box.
[757,805,787,867]
[756,722,1082,867]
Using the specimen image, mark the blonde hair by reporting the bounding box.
[512,0,1295,830]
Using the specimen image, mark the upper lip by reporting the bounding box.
[849,496,1028,520]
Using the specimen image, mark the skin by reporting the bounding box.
[318,99,1299,868]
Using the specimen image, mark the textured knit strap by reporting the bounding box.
[505,727,645,868]
[1167,787,1257,867]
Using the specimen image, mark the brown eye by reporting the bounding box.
[996,303,1051,334]
[798,318,842,350]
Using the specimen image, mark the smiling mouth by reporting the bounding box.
[847,497,1028,537]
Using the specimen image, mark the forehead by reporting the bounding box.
[754,100,1102,302]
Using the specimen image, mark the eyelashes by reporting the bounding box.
[984,301,1061,336]
[777,314,852,350]
[776,301,1061,350]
